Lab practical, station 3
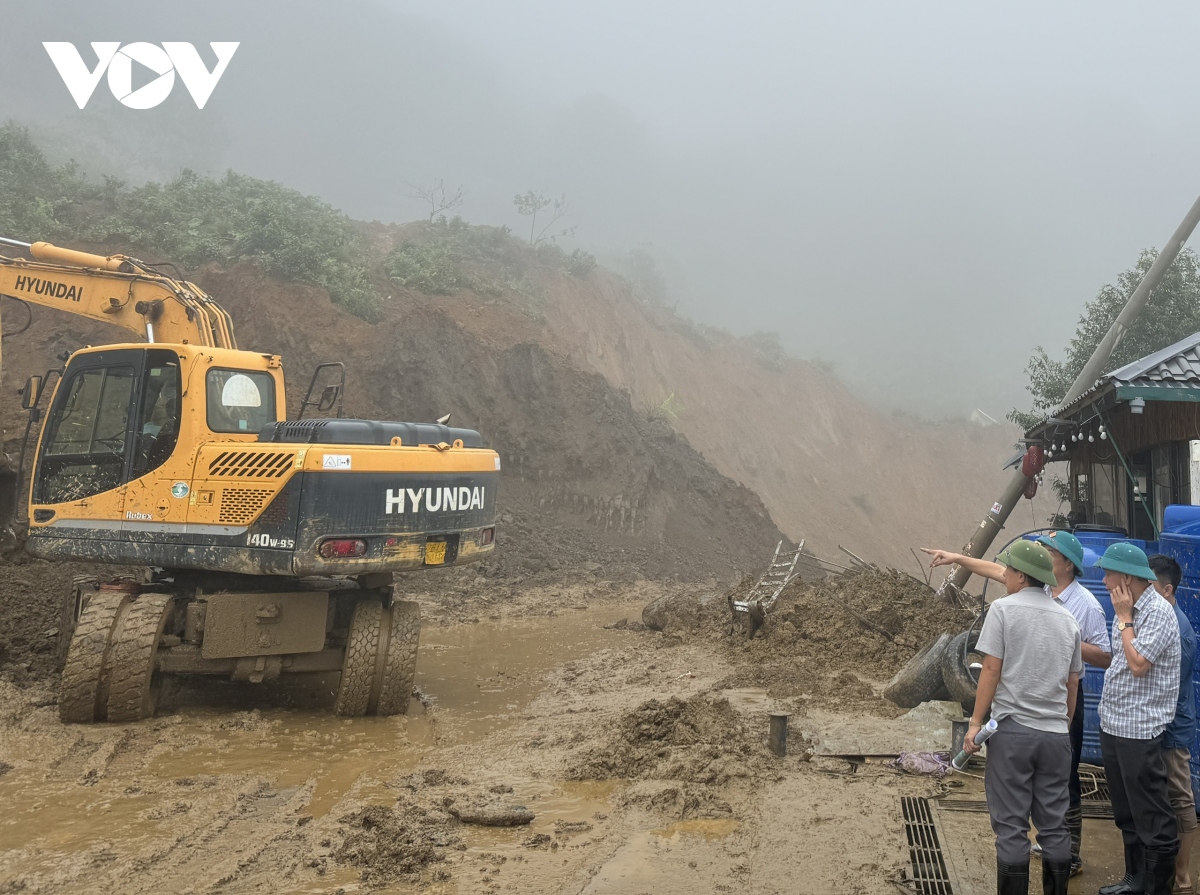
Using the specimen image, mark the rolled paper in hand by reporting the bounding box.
[952,719,999,770]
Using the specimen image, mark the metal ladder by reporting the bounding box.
[729,539,804,637]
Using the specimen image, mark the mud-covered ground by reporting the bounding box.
[0,570,976,895]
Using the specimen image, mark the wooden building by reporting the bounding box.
[1026,333,1200,541]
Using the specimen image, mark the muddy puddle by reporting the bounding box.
[0,602,644,890]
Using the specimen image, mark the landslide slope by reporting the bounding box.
[372,221,1050,569]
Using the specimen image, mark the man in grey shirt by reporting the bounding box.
[963,540,1082,895]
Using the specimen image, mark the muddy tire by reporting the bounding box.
[941,629,981,715]
[105,594,173,723]
[335,600,383,716]
[59,591,130,723]
[374,601,421,716]
[882,632,951,709]
[56,577,98,666]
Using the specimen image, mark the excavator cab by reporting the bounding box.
[34,347,190,505]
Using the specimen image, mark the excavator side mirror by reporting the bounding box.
[317,385,340,412]
[21,375,42,410]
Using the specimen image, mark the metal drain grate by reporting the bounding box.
[1079,767,1111,804]
[901,796,954,895]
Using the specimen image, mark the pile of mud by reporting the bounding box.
[333,801,462,887]
[567,694,763,784]
[0,554,127,684]
[715,569,974,712]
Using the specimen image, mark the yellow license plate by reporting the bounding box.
[425,541,447,565]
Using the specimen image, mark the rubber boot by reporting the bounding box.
[1145,848,1178,895]
[999,860,1031,895]
[1044,860,1072,895]
[1100,844,1147,895]
[1066,804,1084,877]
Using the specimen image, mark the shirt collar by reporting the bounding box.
[1047,579,1077,603]
[1133,584,1159,613]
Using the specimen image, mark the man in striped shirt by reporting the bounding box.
[1097,543,1181,895]
[1035,531,1112,875]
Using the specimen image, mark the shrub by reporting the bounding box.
[0,122,381,321]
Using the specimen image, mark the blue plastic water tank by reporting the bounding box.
[1080,578,1113,765]
[1165,505,1200,535]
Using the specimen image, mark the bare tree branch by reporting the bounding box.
[407,179,465,222]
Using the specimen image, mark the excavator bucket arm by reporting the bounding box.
[0,238,236,349]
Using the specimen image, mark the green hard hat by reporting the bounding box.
[1037,530,1086,577]
[1096,542,1156,580]
[996,540,1058,588]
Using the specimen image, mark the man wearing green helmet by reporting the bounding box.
[957,539,1083,895]
[923,530,1112,876]
[1095,542,1181,895]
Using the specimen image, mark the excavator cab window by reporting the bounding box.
[34,363,136,504]
[206,369,276,434]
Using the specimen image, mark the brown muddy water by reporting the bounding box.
[0,602,648,893]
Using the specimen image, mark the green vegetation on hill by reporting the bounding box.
[386,216,595,301]
[0,123,379,320]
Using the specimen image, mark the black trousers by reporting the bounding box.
[1069,680,1084,807]
[1100,729,1179,853]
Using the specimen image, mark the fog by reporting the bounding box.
[3,0,1200,416]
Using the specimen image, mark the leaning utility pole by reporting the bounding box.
[937,191,1200,601]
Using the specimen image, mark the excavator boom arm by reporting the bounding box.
[0,239,236,349]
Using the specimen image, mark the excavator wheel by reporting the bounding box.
[105,594,174,723]
[59,591,131,724]
[334,600,422,717]
[335,600,383,716]
[374,601,421,716]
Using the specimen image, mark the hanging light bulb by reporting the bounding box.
[1100,431,1107,440]
[1071,433,1077,442]
[1088,434,1095,443]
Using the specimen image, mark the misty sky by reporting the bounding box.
[4,1,1200,416]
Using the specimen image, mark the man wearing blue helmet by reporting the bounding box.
[924,530,1111,876]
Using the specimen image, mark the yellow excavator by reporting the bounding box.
[0,237,499,722]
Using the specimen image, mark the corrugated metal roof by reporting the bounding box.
[1104,331,1200,387]
[1050,331,1200,417]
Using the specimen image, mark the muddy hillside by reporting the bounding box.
[361,221,1050,568]
[0,263,782,591]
